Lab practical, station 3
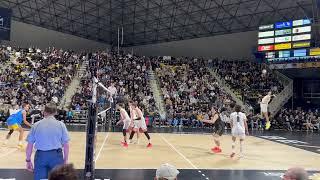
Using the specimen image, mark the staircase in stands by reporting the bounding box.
[148,69,167,120]
[268,70,293,116]
[208,68,251,113]
[209,65,293,116]
[58,60,89,110]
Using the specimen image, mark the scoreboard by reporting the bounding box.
[0,7,12,40]
[257,19,320,61]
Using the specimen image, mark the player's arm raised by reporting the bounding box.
[23,110,32,127]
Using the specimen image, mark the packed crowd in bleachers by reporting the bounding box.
[0,46,81,113]
[0,45,319,133]
[272,107,320,132]
[155,57,234,127]
[212,60,283,110]
[71,53,158,118]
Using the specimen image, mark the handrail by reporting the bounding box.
[208,68,251,113]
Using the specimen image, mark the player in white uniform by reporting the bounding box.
[116,103,131,147]
[229,105,249,158]
[128,101,140,144]
[260,91,276,130]
[128,101,152,148]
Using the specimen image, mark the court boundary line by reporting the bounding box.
[95,132,109,162]
[0,147,18,159]
[159,134,210,180]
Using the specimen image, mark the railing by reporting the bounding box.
[208,68,251,113]
[269,81,293,116]
[148,69,167,120]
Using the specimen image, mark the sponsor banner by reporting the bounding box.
[292,41,310,48]
[293,26,311,34]
[259,24,274,30]
[275,36,292,43]
[275,21,292,29]
[258,38,274,45]
[293,19,311,26]
[0,7,12,40]
[274,43,292,50]
[292,34,311,41]
[258,30,274,38]
[275,29,292,36]
[269,62,320,69]
[258,45,274,51]
[310,48,320,56]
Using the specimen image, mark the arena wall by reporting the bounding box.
[128,31,257,59]
[2,21,110,51]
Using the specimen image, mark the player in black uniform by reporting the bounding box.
[201,106,226,153]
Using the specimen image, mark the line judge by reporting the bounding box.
[26,103,70,180]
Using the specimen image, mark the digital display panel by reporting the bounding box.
[274,43,292,50]
[265,52,275,58]
[293,19,311,26]
[310,48,320,56]
[292,34,311,41]
[275,29,292,36]
[278,51,291,58]
[293,49,307,57]
[275,21,292,29]
[258,31,274,38]
[275,36,291,43]
[258,38,274,45]
[292,26,311,34]
[259,24,274,30]
[258,45,274,51]
[292,42,310,48]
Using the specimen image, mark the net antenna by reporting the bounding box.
[84,55,113,180]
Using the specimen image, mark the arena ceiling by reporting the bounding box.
[0,0,315,46]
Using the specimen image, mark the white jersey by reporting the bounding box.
[230,112,247,137]
[261,95,271,104]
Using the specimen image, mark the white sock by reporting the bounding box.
[18,141,22,146]
[232,142,236,153]
[240,141,244,154]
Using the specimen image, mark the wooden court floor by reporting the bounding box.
[0,131,319,171]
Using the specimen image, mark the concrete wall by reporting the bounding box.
[2,20,110,51]
[129,31,258,59]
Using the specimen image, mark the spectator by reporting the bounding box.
[49,164,77,180]
[282,167,308,180]
[155,163,179,180]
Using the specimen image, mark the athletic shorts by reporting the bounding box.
[133,119,147,133]
[8,123,20,130]
[213,122,224,136]
[232,128,245,139]
[260,103,268,113]
[123,119,131,130]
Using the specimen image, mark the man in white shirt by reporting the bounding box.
[229,105,249,158]
[107,82,117,97]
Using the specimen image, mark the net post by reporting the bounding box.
[84,57,98,180]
